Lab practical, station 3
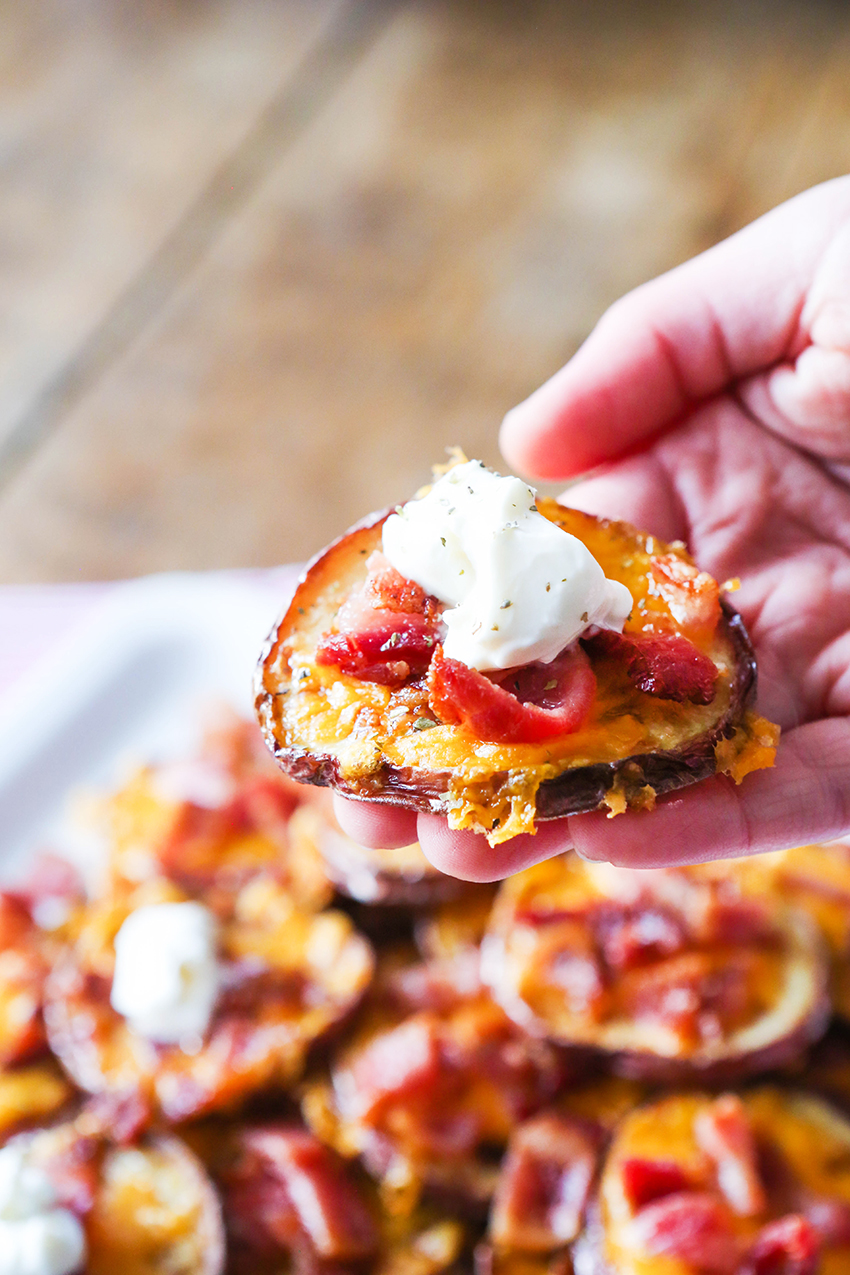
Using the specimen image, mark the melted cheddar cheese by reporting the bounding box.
[273,502,776,844]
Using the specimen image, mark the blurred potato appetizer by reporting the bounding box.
[581,1088,850,1274]
[103,713,331,913]
[483,854,829,1083]
[288,790,471,907]
[306,945,572,1218]
[13,711,850,1272]
[734,842,850,1021]
[0,1119,224,1275]
[187,1119,468,1275]
[44,877,373,1123]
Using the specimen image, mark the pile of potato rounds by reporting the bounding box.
[5,712,850,1275]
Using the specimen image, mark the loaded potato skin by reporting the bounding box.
[581,1089,850,1275]
[43,878,374,1124]
[482,855,830,1083]
[256,497,776,846]
[4,1120,225,1275]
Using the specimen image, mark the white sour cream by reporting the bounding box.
[110,901,221,1045]
[382,460,632,671]
[0,1141,86,1275]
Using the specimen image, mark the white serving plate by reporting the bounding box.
[0,569,295,884]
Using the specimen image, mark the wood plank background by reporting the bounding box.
[0,0,848,581]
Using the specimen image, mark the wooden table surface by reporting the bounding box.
[0,0,848,582]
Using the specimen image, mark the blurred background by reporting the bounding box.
[0,0,848,583]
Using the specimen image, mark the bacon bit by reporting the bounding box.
[427,644,596,744]
[804,1197,850,1247]
[159,774,296,884]
[585,629,717,704]
[622,951,757,1044]
[11,854,85,913]
[43,1134,102,1216]
[694,1095,767,1217]
[0,894,49,1066]
[739,1214,820,1275]
[316,555,444,685]
[78,1090,151,1145]
[620,1158,692,1211]
[595,905,687,972]
[650,554,721,640]
[239,1127,377,1261]
[546,949,606,1017]
[623,1191,740,1272]
[363,554,433,615]
[0,892,36,947]
[699,897,776,947]
[388,952,483,1014]
[340,1016,442,1122]
[316,616,438,685]
[490,1112,599,1251]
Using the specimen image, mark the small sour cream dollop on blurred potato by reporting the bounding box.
[0,1140,86,1275]
[110,901,221,1045]
[382,460,632,672]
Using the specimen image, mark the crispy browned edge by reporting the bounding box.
[254,509,758,820]
[98,1134,226,1275]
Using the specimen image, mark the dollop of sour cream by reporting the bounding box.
[0,1140,86,1275]
[382,460,633,671]
[110,901,221,1045]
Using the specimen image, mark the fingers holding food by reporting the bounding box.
[290,791,470,907]
[256,460,776,851]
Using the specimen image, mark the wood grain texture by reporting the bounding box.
[0,0,344,448]
[0,0,848,581]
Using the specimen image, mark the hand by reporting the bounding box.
[336,176,850,879]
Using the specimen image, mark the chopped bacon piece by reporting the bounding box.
[699,897,777,947]
[490,1112,599,1251]
[623,1191,739,1272]
[339,1016,442,1122]
[739,1214,820,1275]
[12,854,84,914]
[585,629,717,704]
[363,554,432,615]
[595,905,687,972]
[0,892,35,947]
[159,774,296,882]
[0,892,49,1066]
[621,1158,692,1211]
[80,1090,151,1145]
[241,1128,377,1260]
[650,553,721,640]
[622,951,756,1043]
[545,948,606,1017]
[388,952,483,1013]
[804,1196,850,1247]
[428,644,596,744]
[694,1095,766,1217]
[317,615,440,685]
[42,1134,101,1216]
[316,555,444,685]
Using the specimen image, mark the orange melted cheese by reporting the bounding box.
[601,1090,850,1275]
[280,503,776,844]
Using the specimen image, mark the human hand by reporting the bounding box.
[336,176,850,879]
